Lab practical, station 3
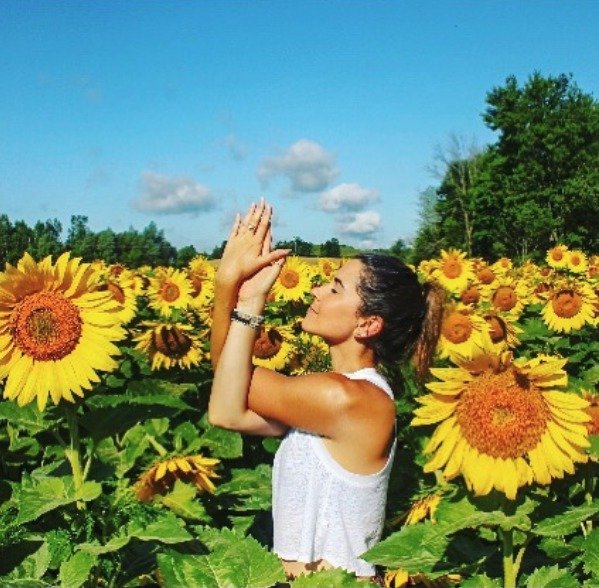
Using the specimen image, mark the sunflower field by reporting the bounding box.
[0,246,597,588]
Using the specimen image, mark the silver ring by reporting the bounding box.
[247,224,256,230]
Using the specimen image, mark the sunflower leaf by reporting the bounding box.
[524,564,579,587]
[531,503,599,537]
[460,574,502,587]
[15,477,100,525]
[157,530,285,588]
[290,568,364,586]
[1,541,50,583]
[193,423,243,459]
[0,401,55,434]
[215,465,272,511]
[361,524,449,572]
[58,551,97,588]
[582,528,599,577]
[157,480,210,522]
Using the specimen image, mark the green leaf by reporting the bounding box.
[532,503,599,537]
[520,318,551,339]
[194,424,243,459]
[158,480,210,521]
[215,464,272,510]
[290,568,364,586]
[58,551,97,588]
[525,565,579,587]
[15,477,100,525]
[460,575,502,587]
[582,528,599,577]
[0,401,54,434]
[361,524,449,572]
[157,530,286,588]
[85,392,193,411]
[79,512,193,555]
[127,379,197,398]
[538,537,580,559]
[590,435,599,458]
[4,542,50,582]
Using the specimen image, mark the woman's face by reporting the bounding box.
[301,259,366,344]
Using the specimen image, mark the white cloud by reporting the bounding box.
[133,171,216,215]
[337,211,381,236]
[319,183,379,212]
[258,139,338,193]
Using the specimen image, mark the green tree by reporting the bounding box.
[176,245,198,267]
[321,237,341,257]
[481,72,599,256]
[30,219,63,260]
[66,215,96,260]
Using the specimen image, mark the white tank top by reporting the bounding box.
[271,367,396,576]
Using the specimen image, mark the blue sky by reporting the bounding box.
[1,1,598,253]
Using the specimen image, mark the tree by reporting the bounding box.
[176,245,198,267]
[321,238,341,257]
[481,72,599,256]
[30,219,63,260]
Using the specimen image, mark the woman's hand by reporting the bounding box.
[216,199,290,296]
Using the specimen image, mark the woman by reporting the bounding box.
[209,199,444,579]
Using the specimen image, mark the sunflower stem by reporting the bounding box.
[501,527,516,588]
[64,404,85,509]
[146,434,168,457]
[584,462,594,533]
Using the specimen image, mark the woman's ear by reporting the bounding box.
[355,315,384,339]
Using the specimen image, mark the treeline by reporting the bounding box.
[410,72,599,263]
[0,215,362,268]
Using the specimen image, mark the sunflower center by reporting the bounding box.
[253,329,283,359]
[485,315,506,343]
[551,290,582,318]
[161,282,181,302]
[570,254,581,266]
[280,269,300,289]
[492,286,517,311]
[460,286,480,304]
[442,312,473,344]
[11,291,82,360]
[442,258,462,279]
[154,326,192,357]
[550,249,564,261]
[455,369,551,459]
[477,268,495,284]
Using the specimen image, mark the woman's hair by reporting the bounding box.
[356,254,445,384]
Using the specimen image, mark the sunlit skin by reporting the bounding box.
[208,199,396,579]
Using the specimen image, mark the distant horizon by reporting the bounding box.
[2,1,598,251]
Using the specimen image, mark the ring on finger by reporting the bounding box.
[247,224,256,230]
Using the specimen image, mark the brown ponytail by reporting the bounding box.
[412,281,446,385]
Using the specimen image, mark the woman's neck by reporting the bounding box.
[329,342,376,374]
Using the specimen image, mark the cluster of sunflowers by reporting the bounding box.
[0,246,596,508]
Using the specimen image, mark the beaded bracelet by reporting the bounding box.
[230,308,265,330]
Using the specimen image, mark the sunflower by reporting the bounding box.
[388,494,442,528]
[94,273,138,325]
[315,257,341,282]
[474,263,498,288]
[417,259,437,281]
[541,280,596,333]
[566,249,588,274]
[484,276,529,318]
[134,321,203,370]
[187,256,216,309]
[252,325,294,370]
[491,257,513,275]
[0,252,125,411]
[459,284,482,306]
[384,569,460,588]
[483,311,521,353]
[581,391,599,437]
[271,257,312,301]
[437,303,491,360]
[288,330,330,375]
[412,353,590,500]
[147,268,193,317]
[432,249,476,294]
[135,454,220,501]
[546,244,569,269]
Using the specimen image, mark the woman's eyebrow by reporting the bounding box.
[334,277,345,289]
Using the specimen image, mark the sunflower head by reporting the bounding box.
[135,454,220,501]
[412,352,590,500]
[148,268,193,317]
[546,245,569,269]
[271,257,312,301]
[432,249,475,294]
[134,321,203,370]
[0,252,125,411]
[541,279,596,333]
[438,303,491,360]
[566,250,588,274]
[252,326,294,370]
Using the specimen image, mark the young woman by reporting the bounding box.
[209,200,444,579]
